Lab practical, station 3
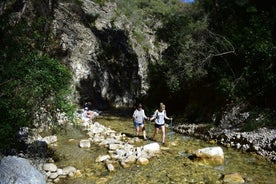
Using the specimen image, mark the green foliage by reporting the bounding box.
[199,0,276,108]
[154,3,234,94]
[146,0,274,124]
[0,2,74,148]
[0,53,72,147]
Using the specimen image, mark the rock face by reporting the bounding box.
[0,156,46,184]
[53,0,166,108]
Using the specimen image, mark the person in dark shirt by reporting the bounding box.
[84,101,92,111]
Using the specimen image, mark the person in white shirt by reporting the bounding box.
[150,102,172,145]
[133,103,149,140]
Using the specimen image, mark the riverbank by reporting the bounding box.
[173,124,276,163]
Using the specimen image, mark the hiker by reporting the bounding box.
[150,102,172,145]
[133,103,149,140]
[82,100,94,121]
[84,101,92,111]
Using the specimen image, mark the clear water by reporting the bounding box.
[54,114,276,184]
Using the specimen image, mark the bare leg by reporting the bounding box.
[161,125,166,144]
[152,128,159,141]
[142,125,147,139]
[136,127,140,137]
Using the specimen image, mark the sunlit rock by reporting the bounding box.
[120,161,131,168]
[137,157,149,165]
[109,143,122,150]
[53,177,60,183]
[193,146,224,165]
[74,170,82,177]
[223,173,245,183]
[49,172,58,179]
[0,156,46,184]
[62,166,77,176]
[96,155,111,162]
[143,142,161,154]
[56,168,63,175]
[79,139,91,148]
[43,163,57,172]
[123,154,136,164]
[106,163,115,172]
[41,135,58,144]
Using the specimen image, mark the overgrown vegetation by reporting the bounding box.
[139,0,275,126]
[0,1,74,148]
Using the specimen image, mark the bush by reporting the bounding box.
[0,53,73,148]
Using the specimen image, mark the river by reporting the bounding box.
[53,113,276,184]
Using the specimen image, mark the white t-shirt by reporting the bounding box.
[153,110,168,125]
[133,109,147,124]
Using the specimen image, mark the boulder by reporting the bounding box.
[193,146,224,165]
[0,156,46,184]
[143,143,161,154]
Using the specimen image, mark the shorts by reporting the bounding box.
[134,122,144,128]
[155,124,164,129]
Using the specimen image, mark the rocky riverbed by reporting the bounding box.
[0,107,275,184]
[173,124,276,163]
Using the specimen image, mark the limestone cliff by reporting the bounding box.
[52,0,167,109]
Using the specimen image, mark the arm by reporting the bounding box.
[150,110,157,121]
[164,110,172,120]
[142,110,148,120]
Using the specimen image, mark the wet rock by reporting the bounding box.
[79,139,91,148]
[62,166,77,176]
[120,161,131,168]
[106,163,115,172]
[137,157,149,165]
[96,155,111,162]
[192,146,224,165]
[223,173,245,183]
[123,154,136,164]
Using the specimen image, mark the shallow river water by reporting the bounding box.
[54,114,276,184]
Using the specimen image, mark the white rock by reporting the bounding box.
[62,166,76,175]
[49,172,58,179]
[42,135,57,144]
[143,143,161,154]
[106,163,115,172]
[56,168,63,175]
[43,163,57,172]
[96,155,111,162]
[194,146,224,164]
[79,139,91,148]
[137,157,149,165]
[195,146,224,158]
